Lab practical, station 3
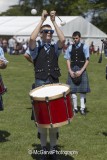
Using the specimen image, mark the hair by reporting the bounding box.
[40,24,52,31]
[72,31,81,38]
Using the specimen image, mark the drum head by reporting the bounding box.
[29,83,70,101]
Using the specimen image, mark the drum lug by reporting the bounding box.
[45,97,49,103]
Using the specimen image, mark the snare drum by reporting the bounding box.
[0,75,7,95]
[29,83,73,128]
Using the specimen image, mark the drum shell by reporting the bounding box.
[32,92,74,128]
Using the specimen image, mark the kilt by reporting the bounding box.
[67,66,91,93]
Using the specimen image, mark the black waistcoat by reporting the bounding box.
[70,43,85,68]
[33,45,61,80]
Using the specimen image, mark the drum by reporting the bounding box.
[0,75,7,95]
[29,83,74,128]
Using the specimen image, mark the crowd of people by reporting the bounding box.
[0,36,29,55]
[89,39,107,57]
[89,41,100,55]
[0,36,104,57]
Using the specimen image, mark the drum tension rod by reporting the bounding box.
[63,92,70,124]
[45,97,53,128]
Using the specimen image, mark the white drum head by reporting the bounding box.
[29,83,70,101]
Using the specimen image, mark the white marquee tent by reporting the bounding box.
[0,16,107,49]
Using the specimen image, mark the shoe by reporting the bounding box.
[74,109,78,114]
[80,109,86,115]
[49,146,57,160]
[41,146,48,160]
[49,154,57,160]
[41,155,48,160]
[41,154,47,160]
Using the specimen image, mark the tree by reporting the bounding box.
[88,0,107,33]
[0,0,107,33]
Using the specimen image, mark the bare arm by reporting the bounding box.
[29,10,48,50]
[24,54,33,63]
[67,59,75,78]
[75,60,89,77]
[50,11,65,48]
[81,60,89,72]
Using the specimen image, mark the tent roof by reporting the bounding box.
[0,16,77,36]
[60,16,107,38]
[0,16,107,38]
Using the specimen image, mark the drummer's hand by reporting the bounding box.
[50,10,56,22]
[41,10,48,21]
[0,60,7,69]
[0,60,4,66]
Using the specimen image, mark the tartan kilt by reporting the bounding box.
[67,66,91,93]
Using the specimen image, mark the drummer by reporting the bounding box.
[0,46,8,110]
[29,10,65,160]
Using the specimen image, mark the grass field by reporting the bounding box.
[0,53,107,160]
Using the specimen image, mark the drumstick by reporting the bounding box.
[57,16,66,26]
[57,16,63,22]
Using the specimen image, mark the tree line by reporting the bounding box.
[0,0,107,33]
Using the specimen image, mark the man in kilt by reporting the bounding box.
[29,10,65,160]
[64,31,90,115]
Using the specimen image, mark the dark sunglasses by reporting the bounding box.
[72,37,79,40]
[41,29,54,34]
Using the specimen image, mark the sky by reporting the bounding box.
[0,0,19,13]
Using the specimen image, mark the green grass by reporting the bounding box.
[0,53,107,160]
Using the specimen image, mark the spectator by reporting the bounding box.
[64,31,90,115]
[89,41,95,55]
[2,39,8,53]
[101,38,107,58]
[8,36,16,55]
